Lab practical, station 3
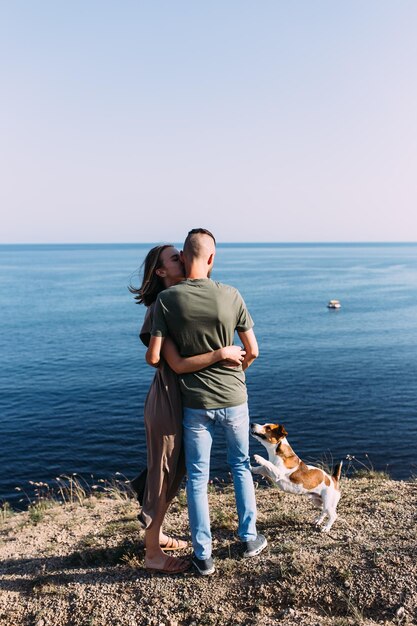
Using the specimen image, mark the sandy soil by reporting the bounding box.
[1,475,416,626]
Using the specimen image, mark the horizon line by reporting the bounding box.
[1,241,417,247]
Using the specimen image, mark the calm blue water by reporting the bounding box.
[1,243,417,506]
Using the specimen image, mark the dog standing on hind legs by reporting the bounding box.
[250,423,342,532]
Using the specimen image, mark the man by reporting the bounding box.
[147,228,267,575]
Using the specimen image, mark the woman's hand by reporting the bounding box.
[219,345,246,367]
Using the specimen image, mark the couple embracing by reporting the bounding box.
[131,228,267,575]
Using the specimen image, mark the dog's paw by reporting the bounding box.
[253,454,265,466]
[321,517,337,533]
[321,524,332,533]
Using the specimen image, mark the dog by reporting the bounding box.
[250,422,342,532]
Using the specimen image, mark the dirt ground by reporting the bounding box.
[1,475,416,626]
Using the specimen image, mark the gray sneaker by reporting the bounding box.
[192,553,215,576]
[243,534,267,558]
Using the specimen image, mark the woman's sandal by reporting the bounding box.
[159,536,188,551]
[146,556,191,575]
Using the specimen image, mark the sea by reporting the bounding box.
[1,243,417,507]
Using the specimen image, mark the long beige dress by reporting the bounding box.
[138,304,185,528]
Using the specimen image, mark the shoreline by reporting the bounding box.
[1,475,416,626]
[3,465,416,513]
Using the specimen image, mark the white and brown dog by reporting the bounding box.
[250,423,342,532]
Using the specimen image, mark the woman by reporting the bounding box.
[130,244,245,574]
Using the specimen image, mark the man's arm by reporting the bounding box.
[237,328,259,370]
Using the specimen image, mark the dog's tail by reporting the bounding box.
[332,460,343,488]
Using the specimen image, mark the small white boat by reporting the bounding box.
[327,299,341,309]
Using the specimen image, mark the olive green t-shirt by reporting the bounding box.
[151,279,254,409]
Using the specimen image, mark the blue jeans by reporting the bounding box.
[183,402,257,560]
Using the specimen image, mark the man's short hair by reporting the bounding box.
[183,228,216,258]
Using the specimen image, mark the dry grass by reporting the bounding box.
[11,473,135,511]
[0,475,416,626]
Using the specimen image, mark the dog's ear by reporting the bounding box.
[277,424,288,438]
[270,424,286,442]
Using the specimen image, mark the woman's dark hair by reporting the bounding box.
[128,244,174,306]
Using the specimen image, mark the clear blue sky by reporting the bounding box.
[1,1,416,243]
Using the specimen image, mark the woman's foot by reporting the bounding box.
[159,534,188,551]
[145,554,190,574]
